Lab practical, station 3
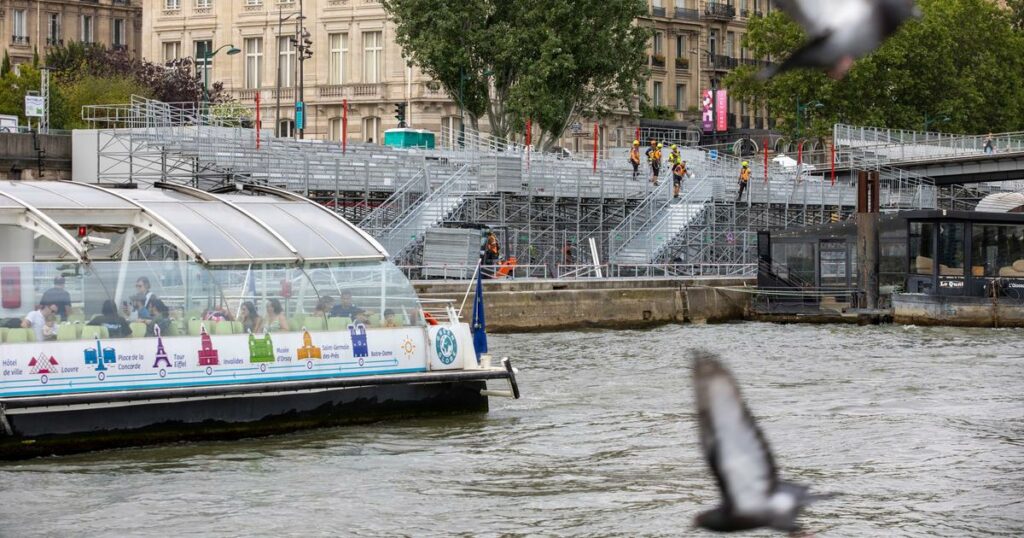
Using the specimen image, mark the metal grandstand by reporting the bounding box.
[76,96,1022,278]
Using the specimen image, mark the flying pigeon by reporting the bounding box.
[692,351,834,533]
[757,0,921,80]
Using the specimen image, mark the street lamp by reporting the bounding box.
[923,113,950,132]
[291,0,314,139]
[276,8,302,138]
[795,99,823,139]
[203,44,241,108]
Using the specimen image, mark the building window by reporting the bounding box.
[675,84,686,110]
[113,19,126,48]
[329,33,348,85]
[328,117,344,141]
[709,29,718,56]
[195,40,212,85]
[363,116,380,143]
[13,10,28,41]
[726,31,735,57]
[162,41,181,62]
[652,31,663,56]
[196,0,213,8]
[81,15,94,43]
[278,119,294,138]
[675,34,687,59]
[277,36,294,87]
[244,37,263,89]
[362,31,382,83]
[972,224,1024,277]
[653,82,663,107]
[165,0,181,10]
[47,13,61,45]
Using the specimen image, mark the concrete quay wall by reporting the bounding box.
[413,277,753,332]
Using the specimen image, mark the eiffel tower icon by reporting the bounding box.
[152,325,171,368]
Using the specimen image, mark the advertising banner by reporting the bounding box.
[715,89,729,132]
[701,89,714,133]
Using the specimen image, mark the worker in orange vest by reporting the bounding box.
[629,140,641,181]
[737,161,751,202]
[672,160,691,199]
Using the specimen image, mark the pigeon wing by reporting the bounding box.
[776,0,876,33]
[694,351,778,515]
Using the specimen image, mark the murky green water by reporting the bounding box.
[1,323,1022,537]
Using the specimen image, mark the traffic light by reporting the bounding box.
[394,103,407,128]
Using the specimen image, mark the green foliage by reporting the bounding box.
[61,75,153,129]
[384,0,650,147]
[1,51,10,77]
[726,0,1024,137]
[641,103,676,121]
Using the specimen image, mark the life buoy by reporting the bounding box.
[423,311,439,326]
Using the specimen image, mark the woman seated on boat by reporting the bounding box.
[202,305,234,322]
[312,296,334,319]
[88,300,131,338]
[239,301,264,334]
[265,298,290,332]
[145,299,172,337]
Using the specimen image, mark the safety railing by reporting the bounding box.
[359,167,432,233]
[610,263,755,278]
[378,164,475,259]
[403,263,551,281]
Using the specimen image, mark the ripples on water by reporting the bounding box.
[1,323,1022,537]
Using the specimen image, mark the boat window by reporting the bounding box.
[937,223,965,277]
[971,224,1024,278]
[909,222,934,275]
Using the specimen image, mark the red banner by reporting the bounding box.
[592,123,599,172]
[342,99,348,154]
[715,89,729,133]
[635,126,641,144]
[797,141,803,166]
[255,91,261,150]
[763,138,769,182]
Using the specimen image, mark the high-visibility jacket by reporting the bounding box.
[669,151,681,166]
[486,236,499,255]
[739,167,751,183]
[652,149,662,162]
[629,147,641,164]
[673,163,687,176]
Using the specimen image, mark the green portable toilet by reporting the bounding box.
[385,128,436,149]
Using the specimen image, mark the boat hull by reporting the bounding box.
[0,370,507,460]
[893,293,1024,327]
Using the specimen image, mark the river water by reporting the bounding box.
[1,323,1022,537]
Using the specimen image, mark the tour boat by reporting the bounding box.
[0,180,518,459]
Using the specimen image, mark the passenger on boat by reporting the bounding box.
[313,296,335,318]
[40,276,72,321]
[383,309,398,328]
[88,300,131,338]
[126,294,149,321]
[22,302,59,342]
[42,314,58,341]
[328,291,363,319]
[265,298,290,332]
[146,299,172,337]
[239,301,264,334]
[133,276,157,319]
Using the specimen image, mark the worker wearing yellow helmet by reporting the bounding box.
[629,140,641,180]
[648,143,664,185]
[668,144,682,167]
[737,161,752,202]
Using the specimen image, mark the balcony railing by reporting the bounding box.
[236,88,259,101]
[651,55,666,68]
[317,83,384,99]
[674,7,700,20]
[675,57,690,70]
[740,9,763,18]
[46,37,63,46]
[703,1,735,20]
[651,6,666,17]
[11,36,30,46]
[709,54,738,70]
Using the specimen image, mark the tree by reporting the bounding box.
[61,75,153,129]
[725,0,1024,138]
[383,0,650,149]
[1,51,10,77]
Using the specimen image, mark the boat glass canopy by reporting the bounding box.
[0,181,386,265]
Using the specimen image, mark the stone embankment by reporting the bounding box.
[414,277,752,332]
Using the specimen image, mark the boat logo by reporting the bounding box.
[435,328,458,365]
[400,337,416,359]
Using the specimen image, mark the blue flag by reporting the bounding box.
[471,266,487,363]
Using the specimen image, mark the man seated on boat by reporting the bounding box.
[145,299,172,337]
[22,302,60,342]
[40,276,72,321]
[328,290,364,321]
[88,300,131,338]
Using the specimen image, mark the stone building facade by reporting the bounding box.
[0,0,142,66]
[142,0,771,149]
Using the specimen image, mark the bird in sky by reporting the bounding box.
[757,0,921,80]
[692,351,834,533]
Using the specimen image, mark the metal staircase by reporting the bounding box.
[374,164,475,261]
